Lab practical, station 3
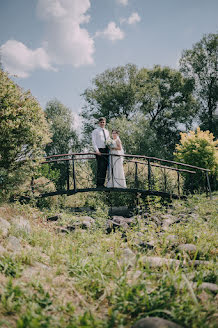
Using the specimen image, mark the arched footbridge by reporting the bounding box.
[30,152,212,200]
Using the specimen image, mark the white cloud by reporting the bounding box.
[0,0,95,77]
[117,0,128,6]
[127,12,141,24]
[120,12,141,25]
[0,40,54,77]
[37,0,94,67]
[95,22,125,41]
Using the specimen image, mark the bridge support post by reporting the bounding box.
[135,162,139,188]
[72,155,76,191]
[148,159,152,191]
[177,171,180,197]
[66,160,70,191]
[164,168,167,192]
[205,172,212,200]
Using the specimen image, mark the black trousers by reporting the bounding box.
[96,148,109,187]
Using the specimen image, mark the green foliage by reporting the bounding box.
[0,194,217,327]
[81,63,139,146]
[137,65,197,158]
[81,64,196,159]
[0,69,51,197]
[45,99,80,156]
[0,256,23,277]
[180,33,218,138]
[44,99,81,189]
[174,128,218,191]
[0,279,24,314]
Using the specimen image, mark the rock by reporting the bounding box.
[141,256,180,268]
[162,215,182,230]
[0,217,11,237]
[65,216,95,231]
[12,217,31,233]
[7,236,21,251]
[106,219,129,233]
[132,317,183,328]
[166,235,178,243]
[186,260,211,267]
[178,244,197,253]
[149,216,162,226]
[119,248,136,266]
[198,282,218,292]
[0,245,6,254]
[127,270,142,283]
[112,216,135,226]
[80,216,95,229]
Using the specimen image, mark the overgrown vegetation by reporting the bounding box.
[0,193,217,327]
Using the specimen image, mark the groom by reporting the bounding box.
[92,117,110,187]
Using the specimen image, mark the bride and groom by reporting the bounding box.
[92,117,126,189]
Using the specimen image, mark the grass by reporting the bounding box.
[0,192,217,327]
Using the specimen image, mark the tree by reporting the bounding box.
[180,33,218,137]
[0,69,51,196]
[174,127,218,191]
[81,64,196,158]
[107,114,157,156]
[44,99,80,189]
[45,99,80,155]
[137,65,197,158]
[81,64,139,145]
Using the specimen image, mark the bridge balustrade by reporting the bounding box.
[33,152,211,199]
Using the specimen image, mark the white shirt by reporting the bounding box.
[92,127,110,152]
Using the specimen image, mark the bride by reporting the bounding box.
[107,130,126,188]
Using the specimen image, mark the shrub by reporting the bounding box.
[174,128,218,191]
[0,69,51,198]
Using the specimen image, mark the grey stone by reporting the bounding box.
[0,245,6,254]
[7,236,21,251]
[0,217,11,237]
[162,215,182,230]
[80,216,95,228]
[141,256,180,268]
[12,217,31,233]
[120,248,136,266]
[198,282,218,292]
[186,259,211,267]
[106,219,129,233]
[150,216,162,226]
[166,235,178,243]
[112,216,135,226]
[178,244,197,253]
[132,317,183,328]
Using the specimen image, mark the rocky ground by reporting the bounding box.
[0,193,217,327]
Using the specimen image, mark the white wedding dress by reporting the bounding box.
[107,138,127,188]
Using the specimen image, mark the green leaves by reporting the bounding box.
[180,33,218,138]
[0,69,51,196]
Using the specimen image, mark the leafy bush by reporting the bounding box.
[0,69,51,198]
[174,128,218,191]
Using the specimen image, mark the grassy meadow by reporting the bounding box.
[0,192,217,328]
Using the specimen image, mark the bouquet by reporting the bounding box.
[106,137,116,148]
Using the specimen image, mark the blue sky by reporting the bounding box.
[0,0,217,127]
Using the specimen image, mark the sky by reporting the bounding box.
[0,0,217,128]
